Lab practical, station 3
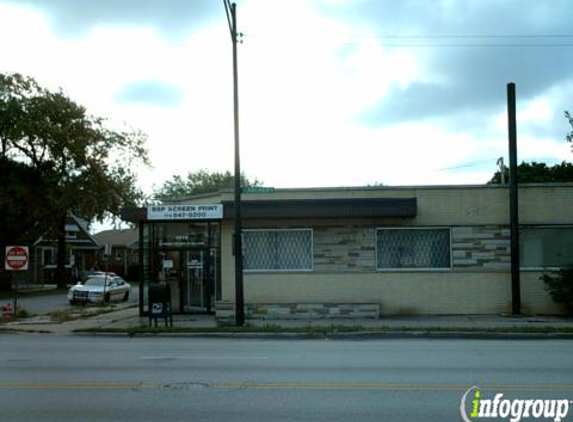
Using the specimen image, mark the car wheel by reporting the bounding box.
[122,292,129,302]
[104,293,111,303]
[69,300,76,305]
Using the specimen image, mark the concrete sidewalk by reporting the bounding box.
[2,306,573,338]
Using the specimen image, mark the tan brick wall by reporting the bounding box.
[191,184,573,224]
[217,184,573,314]
[235,272,561,315]
[240,272,511,315]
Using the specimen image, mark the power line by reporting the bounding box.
[436,157,568,172]
[242,33,573,48]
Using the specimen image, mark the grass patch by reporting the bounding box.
[17,308,33,319]
[49,304,118,322]
[0,288,68,301]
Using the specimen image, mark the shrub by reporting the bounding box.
[17,308,32,319]
[541,267,573,315]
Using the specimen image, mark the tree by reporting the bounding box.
[488,161,573,184]
[566,111,573,149]
[153,169,262,202]
[0,157,57,244]
[0,73,149,288]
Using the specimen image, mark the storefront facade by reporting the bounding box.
[122,183,573,318]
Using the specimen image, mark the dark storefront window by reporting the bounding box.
[376,228,451,270]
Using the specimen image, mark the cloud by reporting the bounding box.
[7,0,221,39]
[115,80,184,107]
[321,0,573,126]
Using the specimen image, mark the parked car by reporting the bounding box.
[68,274,131,305]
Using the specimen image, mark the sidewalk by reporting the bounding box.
[2,306,573,338]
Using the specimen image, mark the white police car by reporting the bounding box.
[68,273,131,304]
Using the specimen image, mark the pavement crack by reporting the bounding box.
[159,382,211,390]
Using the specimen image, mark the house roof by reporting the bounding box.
[34,213,99,248]
[93,229,138,247]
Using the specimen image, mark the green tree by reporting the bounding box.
[154,169,262,202]
[488,161,573,184]
[566,110,573,148]
[0,73,149,288]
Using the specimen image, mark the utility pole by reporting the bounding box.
[224,0,245,326]
[507,83,521,315]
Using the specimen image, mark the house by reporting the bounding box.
[121,183,573,318]
[32,214,99,284]
[93,228,139,280]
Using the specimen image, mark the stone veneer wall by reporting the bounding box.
[451,225,511,271]
[215,301,380,321]
[313,226,375,272]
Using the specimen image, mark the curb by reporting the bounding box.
[69,330,573,340]
[325,331,573,340]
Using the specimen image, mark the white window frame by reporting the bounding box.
[243,228,314,273]
[375,227,452,272]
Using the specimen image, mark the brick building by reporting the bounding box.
[122,183,573,318]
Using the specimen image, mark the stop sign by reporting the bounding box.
[5,246,29,271]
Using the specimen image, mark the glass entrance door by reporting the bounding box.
[183,249,213,313]
[186,250,205,309]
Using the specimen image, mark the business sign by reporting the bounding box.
[5,246,29,271]
[241,187,275,194]
[147,204,223,220]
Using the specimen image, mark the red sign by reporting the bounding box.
[5,246,29,271]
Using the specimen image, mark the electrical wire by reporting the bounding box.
[241,33,573,48]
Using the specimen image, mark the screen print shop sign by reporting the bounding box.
[147,204,223,220]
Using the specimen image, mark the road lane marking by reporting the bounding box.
[0,382,155,390]
[2,382,572,392]
[139,356,269,360]
[210,382,573,392]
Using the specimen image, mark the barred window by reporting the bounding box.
[520,227,573,268]
[244,229,313,272]
[376,228,451,270]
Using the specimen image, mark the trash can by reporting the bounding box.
[148,283,173,327]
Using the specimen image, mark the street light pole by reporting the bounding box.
[224,0,245,326]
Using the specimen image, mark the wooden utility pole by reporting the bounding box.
[224,0,245,326]
[507,83,521,315]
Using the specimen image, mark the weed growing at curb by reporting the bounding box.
[72,324,573,336]
[48,304,118,322]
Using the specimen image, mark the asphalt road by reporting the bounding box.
[1,336,572,422]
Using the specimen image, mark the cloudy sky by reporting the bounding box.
[1,0,572,193]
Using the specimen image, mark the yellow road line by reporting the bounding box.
[1,381,572,392]
[0,382,155,390]
[211,382,573,392]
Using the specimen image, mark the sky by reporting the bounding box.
[1,0,572,196]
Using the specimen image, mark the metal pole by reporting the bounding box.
[13,272,19,321]
[224,0,245,325]
[507,82,521,315]
[138,222,144,317]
